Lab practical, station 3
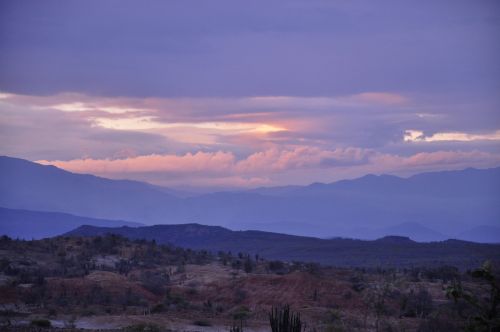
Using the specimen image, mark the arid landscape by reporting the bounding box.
[1,234,499,331]
[1,1,500,331]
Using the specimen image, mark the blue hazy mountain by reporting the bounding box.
[0,156,181,223]
[344,222,449,242]
[456,225,500,244]
[1,156,499,241]
[0,207,142,239]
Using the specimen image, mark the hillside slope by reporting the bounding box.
[66,224,500,269]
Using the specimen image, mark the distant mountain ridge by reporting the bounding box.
[0,156,181,223]
[65,223,500,269]
[0,207,142,239]
[1,156,499,240]
[336,222,449,242]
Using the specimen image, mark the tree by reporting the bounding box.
[244,256,253,273]
[446,261,500,331]
[364,282,391,331]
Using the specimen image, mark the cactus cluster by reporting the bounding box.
[269,305,302,332]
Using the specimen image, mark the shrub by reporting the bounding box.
[244,257,254,273]
[151,303,166,313]
[233,305,251,322]
[268,261,285,273]
[229,323,244,332]
[400,287,433,318]
[417,313,459,332]
[30,319,51,328]
[193,319,212,326]
[234,288,247,304]
[125,323,161,332]
[446,261,500,331]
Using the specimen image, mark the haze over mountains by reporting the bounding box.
[1,156,499,242]
[0,207,142,240]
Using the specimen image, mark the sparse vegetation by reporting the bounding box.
[446,261,500,331]
[0,235,499,331]
[124,323,161,332]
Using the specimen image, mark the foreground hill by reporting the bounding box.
[1,156,499,240]
[0,207,142,239]
[1,235,497,331]
[66,223,500,269]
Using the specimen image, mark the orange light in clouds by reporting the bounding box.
[93,116,286,134]
[253,124,287,133]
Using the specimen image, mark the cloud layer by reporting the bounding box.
[0,1,499,188]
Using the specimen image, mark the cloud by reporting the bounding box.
[1,1,499,190]
[0,91,418,153]
[341,92,409,106]
[404,130,500,142]
[36,147,500,188]
[36,147,371,176]
[38,151,236,175]
[235,147,372,173]
[2,89,499,186]
[1,1,498,98]
[371,150,500,175]
[0,98,186,161]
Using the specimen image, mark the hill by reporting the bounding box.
[65,223,500,269]
[349,222,449,242]
[0,207,142,239]
[1,235,492,331]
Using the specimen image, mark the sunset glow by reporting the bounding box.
[0,1,499,188]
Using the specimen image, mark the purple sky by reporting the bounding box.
[1,0,499,188]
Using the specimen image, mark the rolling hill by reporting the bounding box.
[65,223,500,269]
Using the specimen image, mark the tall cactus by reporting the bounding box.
[269,305,302,332]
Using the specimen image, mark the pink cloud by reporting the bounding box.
[371,150,500,174]
[350,92,409,105]
[36,147,372,179]
[36,147,500,188]
[37,151,236,175]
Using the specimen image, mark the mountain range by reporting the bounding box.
[0,207,142,239]
[1,155,499,241]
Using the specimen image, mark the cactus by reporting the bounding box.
[269,305,302,332]
[229,325,243,332]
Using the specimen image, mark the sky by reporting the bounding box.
[1,0,499,189]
